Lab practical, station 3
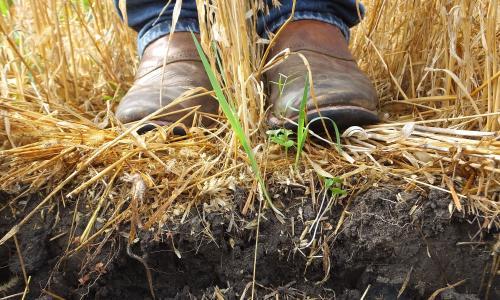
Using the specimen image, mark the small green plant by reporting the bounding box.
[191,32,283,219]
[324,176,347,197]
[266,128,294,156]
[294,75,309,168]
[291,74,344,168]
[307,117,342,152]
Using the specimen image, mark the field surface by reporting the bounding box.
[0,0,499,299]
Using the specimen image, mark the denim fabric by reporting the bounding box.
[115,0,365,56]
[259,0,365,42]
[114,0,199,56]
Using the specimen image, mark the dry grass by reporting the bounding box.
[0,0,498,255]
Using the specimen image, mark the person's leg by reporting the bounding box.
[262,1,379,132]
[114,0,199,55]
[258,0,364,41]
[114,0,217,133]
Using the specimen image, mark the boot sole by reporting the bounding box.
[268,105,379,134]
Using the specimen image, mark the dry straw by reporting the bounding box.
[0,0,498,250]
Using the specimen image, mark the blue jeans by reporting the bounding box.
[115,0,365,56]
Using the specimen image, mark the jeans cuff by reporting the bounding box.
[264,12,350,41]
[137,19,200,56]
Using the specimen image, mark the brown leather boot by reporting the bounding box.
[115,33,218,134]
[266,20,379,132]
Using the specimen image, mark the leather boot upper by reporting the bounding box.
[266,20,379,129]
[115,33,218,129]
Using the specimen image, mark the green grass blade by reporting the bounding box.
[211,41,236,112]
[190,32,283,218]
[295,75,309,168]
[306,116,342,153]
[0,0,11,16]
[331,119,341,152]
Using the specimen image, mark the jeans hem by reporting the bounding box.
[263,12,350,41]
[138,19,200,56]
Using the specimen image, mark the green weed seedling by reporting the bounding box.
[294,75,343,168]
[191,32,284,219]
[267,128,294,156]
[295,75,309,168]
[324,176,347,197]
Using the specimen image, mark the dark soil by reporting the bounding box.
[0,187,498,299]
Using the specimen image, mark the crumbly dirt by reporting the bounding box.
[0,187,498,299]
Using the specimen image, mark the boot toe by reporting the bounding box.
[115,102,161,124]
